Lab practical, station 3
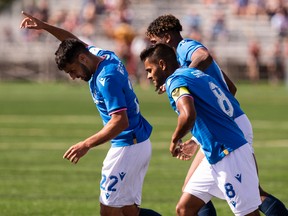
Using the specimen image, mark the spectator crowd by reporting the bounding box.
[2,0,288,84]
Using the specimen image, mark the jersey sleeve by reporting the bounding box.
[97,74,127,115]
[166,76,193,106]
[177,40,205,66]
[171,87,192,103]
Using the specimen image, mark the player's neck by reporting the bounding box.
[92,55,105,73]
[172,34,183,48]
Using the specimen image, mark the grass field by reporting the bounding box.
[0,81,288,216]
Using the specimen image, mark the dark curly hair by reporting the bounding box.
[146,14,182,37]
[55,39,88,70]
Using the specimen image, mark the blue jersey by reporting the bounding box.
[176,39,243,118]
[87,46,152,147]
[177,39,227,90]
[165,68,247,164]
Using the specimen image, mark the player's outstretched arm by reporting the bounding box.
[20,11,87,46]
[63,110,129,164]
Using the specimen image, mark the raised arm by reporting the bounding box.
[20,11,87,46]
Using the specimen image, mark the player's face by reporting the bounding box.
[65,62,92,82]
[143,58,166,92]
[148,34,166,45]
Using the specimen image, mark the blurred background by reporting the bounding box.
[1,0,288,86]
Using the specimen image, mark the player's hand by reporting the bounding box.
[179,139,198,158]
[63,141,90,164]
[175,148,192,161]
[169,139,180,157]
[20,11,45,30]
[170,139,190,160]
[172,139,198,161]
[157,84,166,94]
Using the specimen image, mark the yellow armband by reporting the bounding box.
[171,87,191,101]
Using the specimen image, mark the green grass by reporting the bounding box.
[0,82,288,215]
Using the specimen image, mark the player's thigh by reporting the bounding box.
[189,149,205,175]
[184,157,218,203]
[100,203,139,216]
[122,204,140,216]
[100,203,123,216]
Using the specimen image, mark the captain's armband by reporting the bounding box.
[171,87,191,102]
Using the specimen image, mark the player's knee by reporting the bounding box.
[176,202,192,216]
[176,201,182,215]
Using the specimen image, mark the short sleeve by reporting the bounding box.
[98,74,127,114]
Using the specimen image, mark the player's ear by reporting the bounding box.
[164,33,171,44]
[159,59,166,70]
[78,53,87,64]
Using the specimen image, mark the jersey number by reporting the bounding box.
[100,174,118,192]
[209,82,234,117]
[224,183,236,198]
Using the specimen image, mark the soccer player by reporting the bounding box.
[140,43,262,216]
[146,14,288,216]
[20,12,161,216]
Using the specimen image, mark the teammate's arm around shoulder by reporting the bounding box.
[222,70,237,96]
[189,47,213,71]
[20,11,88,46]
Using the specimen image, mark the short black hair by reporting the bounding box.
[55,39,88,70]
[146,14,182,37]
[140,43,178,67]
